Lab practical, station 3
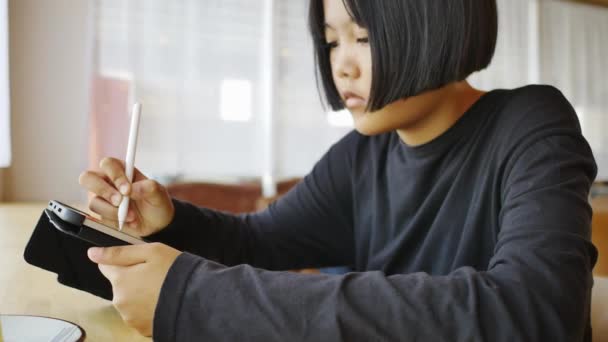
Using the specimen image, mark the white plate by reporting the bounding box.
[0,315,84,342]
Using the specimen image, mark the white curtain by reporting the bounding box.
[469,0,537,89]
[95,1,266,181]
[539,0,608,181]
[93,0,608,182]
[0,0,10,168]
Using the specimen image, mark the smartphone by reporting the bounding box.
[45,200,146,246]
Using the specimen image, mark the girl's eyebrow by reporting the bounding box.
[324,21,357,31]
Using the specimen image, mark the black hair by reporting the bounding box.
[308,0,498,112]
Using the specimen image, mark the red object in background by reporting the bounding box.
[88,74,131,171]
[166,178,301,214]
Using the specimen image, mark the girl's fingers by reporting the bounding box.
[130,179,167,206]
[99,157,131,196]
[89,195,119,221]
[80,170,123,206]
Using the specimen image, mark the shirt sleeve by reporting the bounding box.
[152,92,598,341]
[145,132,357,271]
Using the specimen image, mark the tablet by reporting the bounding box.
[46,200,146,247]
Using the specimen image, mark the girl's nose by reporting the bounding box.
[334,49,360,80]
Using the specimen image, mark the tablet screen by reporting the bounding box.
[48,200,146,245]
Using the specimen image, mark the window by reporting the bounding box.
[0,0,9,168]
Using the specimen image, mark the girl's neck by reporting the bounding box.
[396,81,486,147]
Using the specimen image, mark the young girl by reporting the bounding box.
[80,0,598,340]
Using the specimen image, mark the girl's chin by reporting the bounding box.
[352,117,387,136]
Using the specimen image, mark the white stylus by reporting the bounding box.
[118,102,141,231]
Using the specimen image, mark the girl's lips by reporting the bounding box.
[345,96,367,108]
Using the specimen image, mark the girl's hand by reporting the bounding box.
[88,243,182,337]
[79,157,175,237]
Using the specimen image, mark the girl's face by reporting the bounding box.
[323,0,373,125]
[323,0,479,143]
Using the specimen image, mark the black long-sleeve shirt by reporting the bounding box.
[148,85,598,341]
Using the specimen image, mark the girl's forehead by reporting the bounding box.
[323,0,366,33]
[323,0,352,28]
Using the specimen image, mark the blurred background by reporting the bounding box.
[0,0,607,205]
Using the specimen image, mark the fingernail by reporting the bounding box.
[120,184,129,195]
[88,247,102,260]
[111,193,122,206]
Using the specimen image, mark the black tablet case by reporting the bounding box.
[23,211,113,300]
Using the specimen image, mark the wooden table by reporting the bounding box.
[0,203,151,341]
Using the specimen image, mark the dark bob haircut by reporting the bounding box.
[308,0,498,112]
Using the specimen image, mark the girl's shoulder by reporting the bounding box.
[492,84,576,122]
[484,84,588,169]
[488,84,581,137]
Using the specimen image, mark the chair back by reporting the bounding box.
[593,276,608,342]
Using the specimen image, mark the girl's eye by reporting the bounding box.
[324,37,367,50]
[325,41,338,49]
